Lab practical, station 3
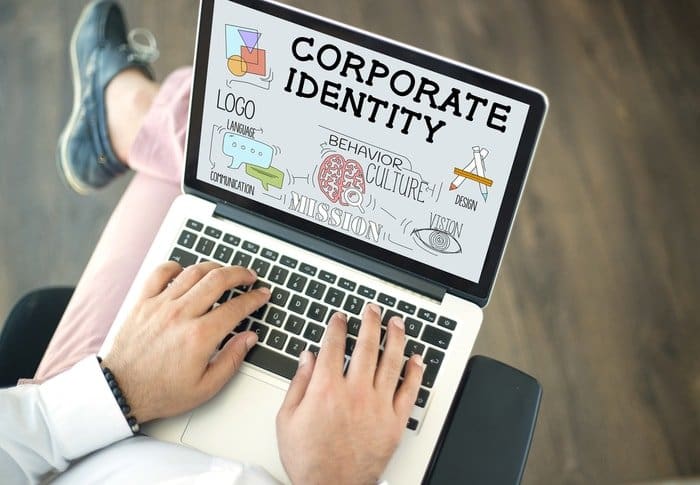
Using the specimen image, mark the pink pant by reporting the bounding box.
[32,67,193,382]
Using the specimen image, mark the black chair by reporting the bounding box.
[0,288,541,485]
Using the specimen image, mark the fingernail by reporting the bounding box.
[333,311,347,323]
[258,286,271,296]
[391,316,404,330]
[366,303,380,315]
[248,269,257,278]
[245,333,258,350]
[413,354,424,368]
[299,350,310,367]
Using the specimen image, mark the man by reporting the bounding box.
[0,2,423,483]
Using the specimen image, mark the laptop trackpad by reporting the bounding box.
[181,369,289,483]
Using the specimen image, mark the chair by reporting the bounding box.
[0,288,541,484]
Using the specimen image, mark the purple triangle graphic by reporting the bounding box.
[238,29,261,53]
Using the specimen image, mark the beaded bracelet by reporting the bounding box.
[96,356,140,434]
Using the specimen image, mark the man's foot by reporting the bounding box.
[57,0,159,194]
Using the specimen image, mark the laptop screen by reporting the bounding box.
[186,0,546,302]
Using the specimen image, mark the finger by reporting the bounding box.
[374,316,406,397]
[314,312,347,378]
[180,266,258,316]
[163,261,224,299]
[279,351,315,413]
[202,287,271,339]
[346,303,382,384]
[394,354,424,422]
[139,261,184,299]
[202,331,258,394]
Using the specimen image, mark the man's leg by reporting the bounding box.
[32,67,193,382]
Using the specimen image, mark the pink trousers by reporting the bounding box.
[33,67,194,382]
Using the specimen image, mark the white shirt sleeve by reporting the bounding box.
[0,355,132,484]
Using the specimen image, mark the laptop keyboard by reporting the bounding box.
[169,219,457,431]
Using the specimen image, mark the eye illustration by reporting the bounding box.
[411,228,463,255]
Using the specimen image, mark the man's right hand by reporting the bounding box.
[276,304,424,484]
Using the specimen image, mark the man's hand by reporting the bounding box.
[102,261,270,423]
[276,304,424,484]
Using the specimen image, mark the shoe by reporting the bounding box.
[56,0,159,194]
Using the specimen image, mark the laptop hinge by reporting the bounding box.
[213,202,446,302]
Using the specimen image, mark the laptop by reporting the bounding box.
[100,0,547,482]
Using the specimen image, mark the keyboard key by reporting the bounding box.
[303,322,324,342]
[205,226,222,239]
[234,318,250,333]
[299,262,317,276]
[421,325,452,349]
[244,345,297,380]
[270,287,290,307]
[338,278,356,292]
[405,317,423,338]
[242,241,259,253]
[437,316,457,331]
[358,285,377,299]
[305,280,327,300]
[382,310,402,327]
[249,322,270,341]
[280,255,297,268]
[267,330,288,350]
[318,270,336,284]
[415,388,430,408]
[418,309,437,322]
[195,237,215,256]
[404,340,426,357]
[380,327,386,344]
[232,251,252,268]
[261,248,278,261]
[287,273,308,292]
[398,301,416,314]
[223,233,240,246]
[308,344,320,357]
[265,308,286,327]
[347,317,362,336]
[324,288,345,307]
[378,293,396,307]
[343,295,364,315]
[285,315,306,334]
[251,258,271,279]
[307,302,328,322]
[407,418,419,430]
[422,348,445,388]
[285,337,306,357]
[217,290,231,305]
[177,230,197,249]
[269,266,289,285]
[252,280,271,291]
[169,248,197,267]
[345,336,357,356]
[289,295,309,315]
[251,304,267,320]
[186,219,203,231]
[213,244,233,263]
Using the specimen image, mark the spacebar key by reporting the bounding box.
[244,345,298,380]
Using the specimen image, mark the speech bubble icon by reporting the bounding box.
[245,164,285,191]
[222,132,273,170]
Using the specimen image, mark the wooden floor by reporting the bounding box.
[1,1,698,483]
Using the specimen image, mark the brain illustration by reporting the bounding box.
[317,154,366,205]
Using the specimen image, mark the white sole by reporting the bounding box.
[56,3,101,195]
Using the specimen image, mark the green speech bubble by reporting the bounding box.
[245,164,285,191]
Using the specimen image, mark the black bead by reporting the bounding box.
[104,371,114,381]
[111,387,122,398]
[121,405,131,415]
[97,356,103,363]
[127,416,137,426]
[116,396,127,406]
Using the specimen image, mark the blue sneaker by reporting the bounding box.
[57,1,159,194]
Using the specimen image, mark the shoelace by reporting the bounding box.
[127,28,160,64]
